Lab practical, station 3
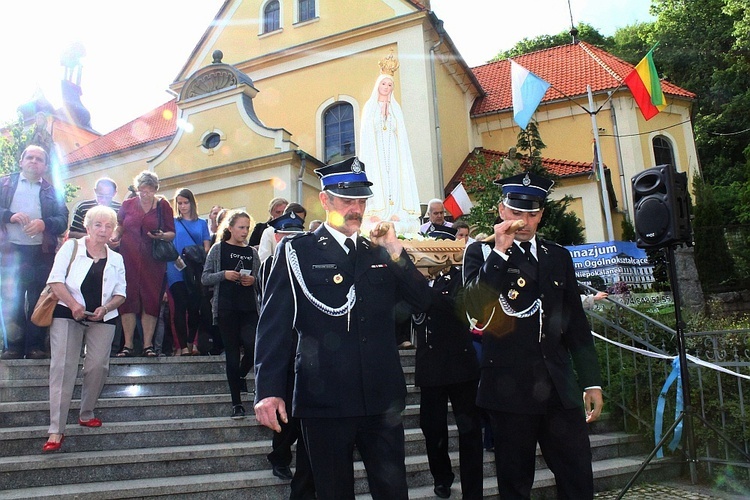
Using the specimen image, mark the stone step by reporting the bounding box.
[0,351,417,381]
[0,356,228,380]
[0,423,641,491]
[0,354,663,499]
[0,387,423,427]
[0,454,679,500]
[0,426,487,490]
[0,405,441,459]
[0,366,416,402]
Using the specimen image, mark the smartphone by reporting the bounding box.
[149,230,161,235]
[240,269,252,277]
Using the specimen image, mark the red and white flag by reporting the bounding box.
[443,183,474,218]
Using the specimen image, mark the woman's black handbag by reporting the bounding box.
[181,244,206,266]
[152,199,179,262]
[177,219,207,293]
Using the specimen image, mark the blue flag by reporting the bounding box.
[511,60,551,130]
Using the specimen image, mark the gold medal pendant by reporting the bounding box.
[508,289,519,300]
[517,277,526,288]
[333,273,344,284]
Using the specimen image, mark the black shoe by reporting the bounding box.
[434,484,451,498]
[231,405,245,420]
[240,378,248,393]
[272,464,294,481]
[0,350,22,360]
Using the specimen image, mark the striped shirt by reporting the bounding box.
[69,199,122,234]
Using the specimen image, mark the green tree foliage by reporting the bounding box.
[692,176,737,291]
[0,114,30,175]
[651,0,750,196]
[0,115,80,203]
[492,23,614,60]
[463,121,585,245]
[621,218,636,242]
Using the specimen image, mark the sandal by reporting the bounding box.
[116,346,134,357]
[142,346,157,357]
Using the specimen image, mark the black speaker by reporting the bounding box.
[632,164,692,248]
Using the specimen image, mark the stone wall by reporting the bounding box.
[706,290,750,316]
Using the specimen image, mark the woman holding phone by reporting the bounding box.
[110,171,174,357]
[43,206,126,452]
[201,210,261,419]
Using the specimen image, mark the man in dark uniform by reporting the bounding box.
[462,172,604,499]
[254,156,430,499]
[412,225,483,499]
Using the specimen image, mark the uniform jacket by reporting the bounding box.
[462,239,602,414]
[254,225,430,418]
[413,266,479,388]
[0,172,69,253]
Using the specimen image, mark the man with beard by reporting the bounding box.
[254,156,430,499]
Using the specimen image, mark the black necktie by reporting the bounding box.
[345,238,357,265]
[520,241,537,266]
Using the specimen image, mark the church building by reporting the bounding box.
[58,0,697,243]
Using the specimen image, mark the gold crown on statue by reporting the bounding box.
[378,51,400,76]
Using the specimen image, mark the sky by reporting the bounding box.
[0,0,655,135]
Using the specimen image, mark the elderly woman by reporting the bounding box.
[111,171,175,357]
[43,206,126,452]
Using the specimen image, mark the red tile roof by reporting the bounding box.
[446,148,597,196]
[471,41,696,116]
[65,100,178,165]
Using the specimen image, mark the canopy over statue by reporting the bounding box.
[358,52,422,235]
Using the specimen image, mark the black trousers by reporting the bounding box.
[169,281,201,349]
[487,401,593,500]
[419,379,484,499]
[301,412,408,500]
[217,309,257,406]
[268,416,316,499]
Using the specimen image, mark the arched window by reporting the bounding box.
[263,1,280,33]
[324,103,355,163]
[652,135,675,167]
[298,0,315,22]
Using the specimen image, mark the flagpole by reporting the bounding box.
[588,85,615,241]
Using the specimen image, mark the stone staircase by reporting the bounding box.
[0,352,678,499]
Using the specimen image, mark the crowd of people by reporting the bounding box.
[0,145,606,499]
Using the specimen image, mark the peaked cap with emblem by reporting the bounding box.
[427,224,457,241]
[314,156,373,199]
[269,210,305,233]
[495,172,554,212]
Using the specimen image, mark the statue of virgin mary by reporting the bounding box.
[358,53,422,235]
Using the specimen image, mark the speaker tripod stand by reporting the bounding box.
[616,244,750,499]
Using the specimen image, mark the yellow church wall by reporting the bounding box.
[184,0,418,77]
[252,55,377,156]
[155,100,286,179]
[434,55,473,196]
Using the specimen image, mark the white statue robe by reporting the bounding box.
[358,75,422,235]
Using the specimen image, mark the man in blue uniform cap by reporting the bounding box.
[254,156,430,499]
[462,171,604,499]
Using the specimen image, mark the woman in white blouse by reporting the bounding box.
[42,206,126,452]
